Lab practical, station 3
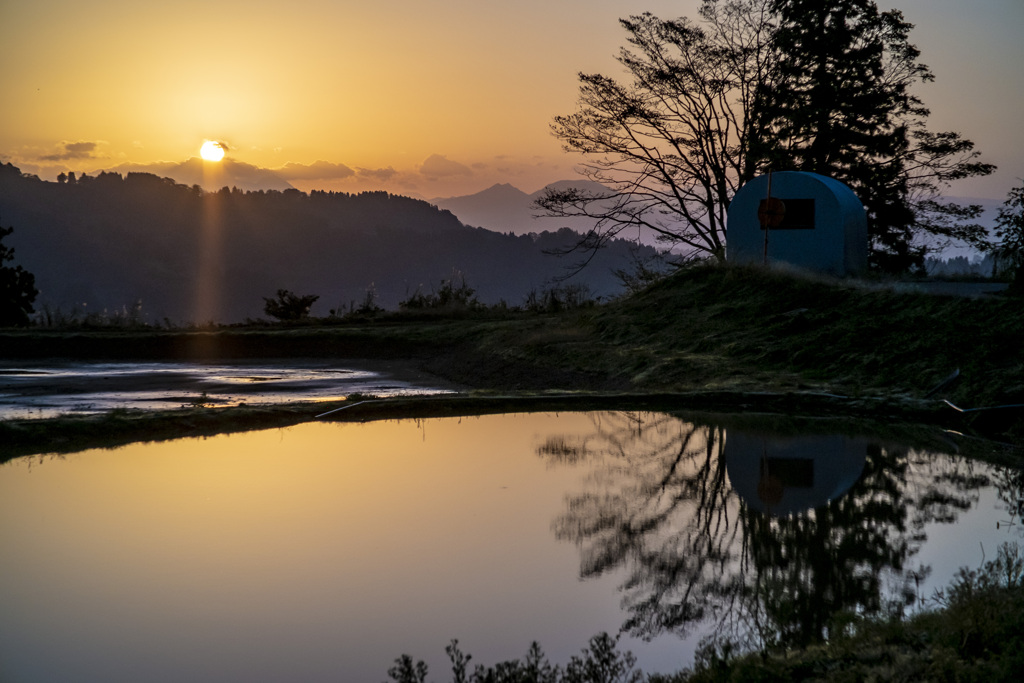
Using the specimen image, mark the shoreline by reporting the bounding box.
[3,389,1021,466]
[3,262,1022,456]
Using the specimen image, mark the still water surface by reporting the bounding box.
[0,360,458,420]
[1,412,1020,682]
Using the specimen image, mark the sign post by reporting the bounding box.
[757,171,785,265]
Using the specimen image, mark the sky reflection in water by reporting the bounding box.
[0,360,457,419]
[0,412,1020,682]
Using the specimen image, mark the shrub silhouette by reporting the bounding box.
[262,289,319,321]
[399,271,480,311]
[1,222,38,326]
[991,182,1024,293]
[386,633,642,683]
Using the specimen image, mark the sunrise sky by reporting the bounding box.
[2,0,1022,200]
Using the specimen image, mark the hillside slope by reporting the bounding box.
[0,164,659,322]
[420,263,1023,433]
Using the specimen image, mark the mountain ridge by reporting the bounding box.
[99,157,296,192]
[0,164,660,323]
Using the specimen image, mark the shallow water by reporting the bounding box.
[0,360,458,419]
[0,412,1020,682]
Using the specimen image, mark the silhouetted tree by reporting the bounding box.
[0,222,38,326]
[540,0,992,272]
[990,182,1024,292]
[539,412,994,653]
[262,289,319,321]
[540,414,747,639]
[537,1,778,261]
[754,0,994,272]
[739,445,915,649]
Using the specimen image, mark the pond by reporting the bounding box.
[1,411,1021,682]
[0,360,461,420]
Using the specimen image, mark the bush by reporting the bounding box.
[679,542,1024,682]
[990,182,1024,292]
[927,542,1024,662]
[386,633,642,683]
[523,283,596,313]
[0,223,38,326]
[399,271,480,312]
[330,283,383,319]
[262,289,319,321]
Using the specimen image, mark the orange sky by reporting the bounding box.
[2,0,1021,199]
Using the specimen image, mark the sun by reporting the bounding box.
[200,140,227,162]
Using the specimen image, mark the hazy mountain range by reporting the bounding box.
[92,157,1008,240]
[95,159,618,237]
[7,157,998,325]
[0,164,660,324]
[90,159,1006,258]
[431,180,613,236]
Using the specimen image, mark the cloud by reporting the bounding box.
[356,166,397,182]
[274,160,355,180]
[419,154,472,179]
[40,140,105,161]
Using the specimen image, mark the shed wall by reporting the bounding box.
[726,172,866,276]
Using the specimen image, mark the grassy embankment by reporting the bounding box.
[1,262,1022,456]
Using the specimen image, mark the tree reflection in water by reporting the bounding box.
[537,412,997,653]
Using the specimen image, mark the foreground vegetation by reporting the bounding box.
[386,544,1023,682]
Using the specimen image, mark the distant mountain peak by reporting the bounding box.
[430,179,612,235]
[431,182,527,205]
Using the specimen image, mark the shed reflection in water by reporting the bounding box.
[0,412,1019,683]
[539,412,1021,653]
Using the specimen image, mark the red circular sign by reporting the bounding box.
[758,197,786,228]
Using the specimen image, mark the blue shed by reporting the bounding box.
[726,171,867,276]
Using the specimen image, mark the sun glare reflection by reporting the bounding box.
[0,415,606,678]
[194,155,225,327]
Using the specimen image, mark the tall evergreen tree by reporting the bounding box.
[753,0,993,272]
